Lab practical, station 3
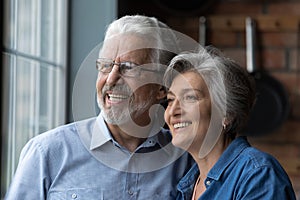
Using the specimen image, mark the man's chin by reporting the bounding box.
[101,110,131,125]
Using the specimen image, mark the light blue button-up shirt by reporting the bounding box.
[5,114,193,200]
[176,137,296,200]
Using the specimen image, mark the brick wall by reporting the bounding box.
[118,0,300,198]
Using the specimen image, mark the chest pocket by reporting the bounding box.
[142,190,177,200]
[48,188,103,200]
[48,188,176,200]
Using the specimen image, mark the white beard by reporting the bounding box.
[97,84,156,125]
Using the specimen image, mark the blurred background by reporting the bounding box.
[1,0,300,199]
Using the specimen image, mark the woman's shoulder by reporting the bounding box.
[239,142,282,169]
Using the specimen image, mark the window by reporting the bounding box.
[1,0,67,197]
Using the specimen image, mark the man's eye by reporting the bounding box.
[103,63,112,68]
[99,62,113,72]
[120,62,134,70]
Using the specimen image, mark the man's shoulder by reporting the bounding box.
[28,117,97,148]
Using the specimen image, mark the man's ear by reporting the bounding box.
[156,86,167,100]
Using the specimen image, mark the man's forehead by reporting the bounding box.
[100,34,154,57]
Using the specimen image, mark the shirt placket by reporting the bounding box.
[125,154,138,200]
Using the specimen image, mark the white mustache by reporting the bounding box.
[102,84,133,96]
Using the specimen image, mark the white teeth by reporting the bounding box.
[173,122,191,129]
[108,94,128,102]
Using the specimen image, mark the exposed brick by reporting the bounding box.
[260,32,298,48]
[291,90,300,119]
[289,49,300,71]
[167,17,199,31]
[209,31,238,47]
[248,120,300,143]
[271,72,299,94]
[268,2,300,15]
[211,2,263,15]
[260,49,286,70]
[250,142,300,159]
[221,48,246,67]
[167,17,200,42]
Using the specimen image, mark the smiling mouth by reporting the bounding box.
[173,122,192,129]
[107,93,129,103]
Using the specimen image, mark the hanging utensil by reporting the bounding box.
[243,17,290,136]
[199,16,207,46]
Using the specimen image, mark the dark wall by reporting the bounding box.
[118,0,219,21]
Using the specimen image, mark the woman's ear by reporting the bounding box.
[222,117,230,130]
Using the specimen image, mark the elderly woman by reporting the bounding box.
[164,47,296,200]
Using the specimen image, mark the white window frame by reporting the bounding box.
[1,0,68,197]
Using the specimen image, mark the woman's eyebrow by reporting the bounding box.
[167,90,175,96]
[167,88,205,97]
[180,88,204,95]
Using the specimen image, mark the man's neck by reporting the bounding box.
[107,123,148,152]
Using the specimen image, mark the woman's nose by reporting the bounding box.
[168,99,182,116]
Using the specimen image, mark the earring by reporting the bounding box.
[222,118,227,130]
[223,123,227,130]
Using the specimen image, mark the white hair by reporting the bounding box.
[101,15,179,66]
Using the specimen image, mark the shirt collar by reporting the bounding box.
[177,162,199,190]
[90,111,173,155]
[89,113,112,150]
[207,136,250,181]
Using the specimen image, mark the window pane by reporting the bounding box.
[1,0,67,197]
[1,52,65,196]
[4,0,67,65]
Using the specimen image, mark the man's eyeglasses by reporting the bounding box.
[96,58,163,77]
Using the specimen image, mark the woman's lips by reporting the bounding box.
[173,121,192,129]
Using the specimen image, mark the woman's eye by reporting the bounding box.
[166,98,174,105]
[183,95,198,102]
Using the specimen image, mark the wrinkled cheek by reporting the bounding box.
[95,78,106,104]
[96,75,106,91]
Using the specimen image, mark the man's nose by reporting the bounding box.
[106,64,122,86]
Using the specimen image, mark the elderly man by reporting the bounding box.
[5,15,193,199]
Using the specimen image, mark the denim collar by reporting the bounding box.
[177,137,250,191]
[207,136,250,181]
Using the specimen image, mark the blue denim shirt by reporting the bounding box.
[5,114,193,200]
[176,137,296,200]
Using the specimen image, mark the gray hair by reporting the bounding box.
[164,46,256,137]
[101,15,178,67]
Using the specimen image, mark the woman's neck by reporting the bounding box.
[191,136,232,181]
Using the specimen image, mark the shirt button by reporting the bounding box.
[71,193,77,199]
[128,190,134,195]
[206,180,211,186]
